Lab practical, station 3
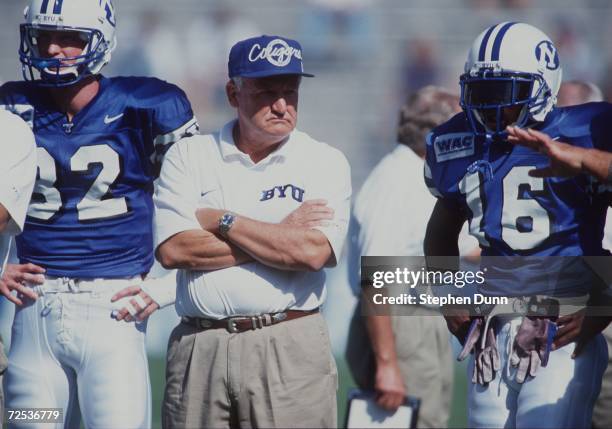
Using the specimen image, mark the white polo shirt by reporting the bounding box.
[154,119,351,319]
[0,109,37,270]
[350,144,478,295]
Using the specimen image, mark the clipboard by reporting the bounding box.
[345,388,420,429]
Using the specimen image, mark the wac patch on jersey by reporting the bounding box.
[434,132,475,162]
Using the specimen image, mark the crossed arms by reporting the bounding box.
[157,200,335,272]
[153,138,351,274]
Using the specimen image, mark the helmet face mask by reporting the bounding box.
[19,0,117,87]
[20,25,107,87]
[460,22,562,138]
[461,70,549,135]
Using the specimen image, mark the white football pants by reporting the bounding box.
[3,277,151,429]
[468,316,608,429]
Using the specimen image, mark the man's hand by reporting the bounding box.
[0,263,45,306]
[553,309,584,350]
[374,360,406,411]
[551,310,610,358]
[111,285,160,322]
[281,199,334,227]
[572,316,611,358]
[506,126,585,178]
[444,311,472,342]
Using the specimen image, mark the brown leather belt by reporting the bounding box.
[181,308,319,333]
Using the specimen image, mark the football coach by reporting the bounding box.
[154,35,351,428]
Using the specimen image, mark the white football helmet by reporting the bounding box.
[460,22,562,136]
[19,0,117,86]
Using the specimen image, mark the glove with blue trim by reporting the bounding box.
[457,317,501,385]
[510,316,557,383]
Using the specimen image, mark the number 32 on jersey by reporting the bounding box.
[460,166,551,250]
[29,144,128,222]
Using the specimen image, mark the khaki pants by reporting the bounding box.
[163,313,337,429]
[346,304,453,429]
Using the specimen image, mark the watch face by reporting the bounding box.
[220,213,235,235]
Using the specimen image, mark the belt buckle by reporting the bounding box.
[527,296,560,318]
[227,318,240,333]
[198,318,214,329]
[512,297,528,315]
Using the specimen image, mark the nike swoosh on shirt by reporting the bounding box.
[104,113,124,124]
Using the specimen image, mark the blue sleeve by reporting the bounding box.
[128,78,200,176]
[0,82,35,128]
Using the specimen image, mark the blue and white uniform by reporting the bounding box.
[425,104,611,428]
[426,104,612,296]
[1,76,196,429]
[2,76,196,278]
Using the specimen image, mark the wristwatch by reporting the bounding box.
[218,212,236,237]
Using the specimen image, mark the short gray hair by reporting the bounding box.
[231,76,244,90]
[397,86,461,157]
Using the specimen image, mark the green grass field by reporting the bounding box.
[148,355,468,428]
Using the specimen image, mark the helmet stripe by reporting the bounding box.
[478,25,497,61]
[40,0,64,15]
[491,22,517,61]
[52,0,64,14]
[40,0,50,14]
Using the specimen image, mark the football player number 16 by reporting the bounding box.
[28,145,128,222]
[460,165,550,250]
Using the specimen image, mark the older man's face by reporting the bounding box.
[233,75,300,142]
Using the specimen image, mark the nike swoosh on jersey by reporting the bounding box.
[104,113,124,124]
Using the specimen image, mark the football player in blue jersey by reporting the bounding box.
[424,22,610,428]
[0,0,197,428]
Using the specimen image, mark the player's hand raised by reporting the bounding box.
[111,285,160,323]
[506,126,585,178]
[281,199,334,228]
[0,263,45,306]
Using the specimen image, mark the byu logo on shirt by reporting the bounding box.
[260,184,305,202]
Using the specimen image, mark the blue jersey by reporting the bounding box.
[0,76,198,278]
[425,103,612,296]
